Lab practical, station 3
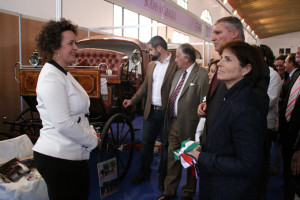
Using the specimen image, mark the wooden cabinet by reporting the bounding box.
[19,66,118,99]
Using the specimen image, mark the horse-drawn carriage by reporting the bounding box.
[3,35,151,181]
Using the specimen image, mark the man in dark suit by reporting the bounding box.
[157,43,209,200]
[123,36,178,190]
[284,53,300,80]
[198,16,245,137]
[198,16,269,134]
[280,49,300,200]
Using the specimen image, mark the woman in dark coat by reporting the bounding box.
[188,40,266,200]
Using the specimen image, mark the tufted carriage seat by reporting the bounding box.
[73,48,126,80]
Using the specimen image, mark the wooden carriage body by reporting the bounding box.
[18,35,150,121]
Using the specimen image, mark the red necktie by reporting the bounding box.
[285,76,300,121]
[168,70,187,117]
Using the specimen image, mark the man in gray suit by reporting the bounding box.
[123,36,178,190]
[157,43,209,200]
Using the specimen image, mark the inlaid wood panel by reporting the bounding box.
[68,67,100,99]
[20,67,102,99]
[19,68,40,96]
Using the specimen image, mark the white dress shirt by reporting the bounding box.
[174,63,195,117]
[33,62,98,160]
[289,68,298,79]
[151,53,172,106]
[267,67,282,130]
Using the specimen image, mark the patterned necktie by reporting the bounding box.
[168,70,187,117]
[285,75,300,121]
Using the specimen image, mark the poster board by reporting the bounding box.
[97,158,118,199]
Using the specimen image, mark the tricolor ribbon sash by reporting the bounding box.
[171,140,200,178]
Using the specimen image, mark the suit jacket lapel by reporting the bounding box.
[169,69,182,98]
[162,55,175,87]
[148,62,156,89]
[179,64,199,98]
[210,81,220,97]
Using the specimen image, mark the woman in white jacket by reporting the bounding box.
[33,19,99,200]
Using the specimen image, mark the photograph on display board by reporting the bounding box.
[97,158,118,199]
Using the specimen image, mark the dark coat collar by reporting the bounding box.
[224,79,247,100]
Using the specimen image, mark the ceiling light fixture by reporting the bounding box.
[246,25,250,29]
[222,0,227,4]
[233,10,237,15]
[241,19,244,23]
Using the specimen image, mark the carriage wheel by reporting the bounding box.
[9,108,42,136]
[98,113,135,181]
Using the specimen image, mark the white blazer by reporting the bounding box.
[33,62,98,160]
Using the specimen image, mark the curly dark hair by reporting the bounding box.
[36,18,78,61]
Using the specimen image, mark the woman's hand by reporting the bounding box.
[187,145,202,161]
[90,125,101,144]
[194,145,202,152]
[198,102,207,116]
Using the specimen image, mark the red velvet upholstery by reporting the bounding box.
[73,48,126,79]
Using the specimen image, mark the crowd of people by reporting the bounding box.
[125,16,299,200]
[32,16,299,200]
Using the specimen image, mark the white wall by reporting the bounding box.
[63,0,113,34]
[260,31,300,57]
[0,0,114,33]
[2,0,298,59]
[189,0,229,24]
[0,0,56,20]
[0,0,257,42]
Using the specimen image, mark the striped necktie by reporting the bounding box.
[168,70,187,117]
[285,75,300,121]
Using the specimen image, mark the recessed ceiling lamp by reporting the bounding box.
[222,0,227,4]
[233,10,237,15]
[246,25,250,29]
[241,19,244,23]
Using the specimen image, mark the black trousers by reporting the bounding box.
[34,151,90,200]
